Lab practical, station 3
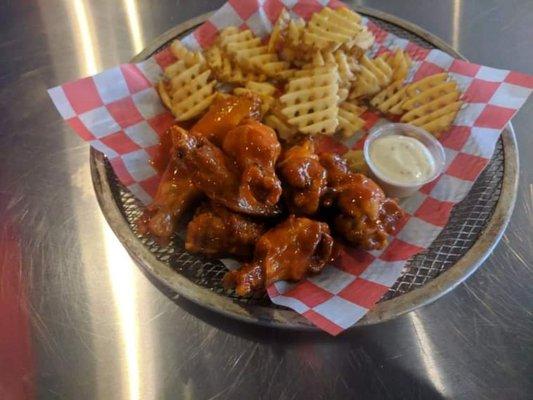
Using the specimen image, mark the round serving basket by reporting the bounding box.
[90,6,518,329]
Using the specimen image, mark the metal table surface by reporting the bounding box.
[0,1,531,399]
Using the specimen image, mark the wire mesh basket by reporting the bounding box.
[90,7,518,329]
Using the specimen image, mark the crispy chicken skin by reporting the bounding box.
[223,216,334,296]
[277,139,327,215]
[185,202,266,258]
[320,153,404,250]
[174,124,282,217]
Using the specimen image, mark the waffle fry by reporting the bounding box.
[338,101,366,137]
[313,50,359,88]
[264,113,298,140]
[280,64,339,135]
[268,8,291,53]
[343,149,369,174]
[159,58,216,121]
[349,55,394,99]
[385,49,412,82]
[349,65,380,99]
[278,18,310,65]
[234,81,277,115]
[170,39,204,66]
[155,7,462,139]
[370,79,408,114]
[205,44,266,84]
[348,25,375,53]
[361,55,392,87]
[219,27,294,80]
[402,81,458,111]
[335,50,359,84]
[397,73,462,136]
[405,72,448,96]
[303,7,364,51]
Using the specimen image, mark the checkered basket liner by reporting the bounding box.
[48,0,532,335]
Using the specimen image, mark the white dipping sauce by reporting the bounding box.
[369,135,435,185]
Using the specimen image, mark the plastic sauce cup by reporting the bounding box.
[363,123,446,198]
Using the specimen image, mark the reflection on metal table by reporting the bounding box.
[0,1,531,399]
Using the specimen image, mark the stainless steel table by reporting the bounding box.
[0,1,531,399]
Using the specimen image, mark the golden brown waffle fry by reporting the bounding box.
[218,27,294,80]
[343,149,369,174]
[268,8,291,53]
[398,73,462,136]
[234,81,277,115]
[370,79,407,114]
[264,113,298,140]
[385,49,412,82]
[338,101,366,137]
[170,39,205,66]
[335,50,358,84]
[407,101,462,126]
[278,18,310,65]
[204,45,223,70]
[418,111,459,137]
[349,54,396,99]
[401,81,459,111]
[157,81,172,110]
[349,65,380,99]
[280,64,339,135]
[401,91,461,122]
[405,72,448,96]
[219,27,257,53]
[205,44,266,84]
[337,87,350,103]
[303,7,363,51]
[348,26,375,52]
[311,50,358,96]
[159,57,217,121]
[403,100,462,137]
[361,55,392,87]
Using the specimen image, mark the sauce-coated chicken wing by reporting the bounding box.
[223,216,333,296]
[223,119,282,211]
[174,126,282,216]
[141,95,269,241]
[138,125,202,242]
[191,94,262,146]
[320,153,404,250]
[186,202,266,258]
[277,139,327,215]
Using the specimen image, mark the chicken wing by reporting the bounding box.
[223,119,282,210]
[185,202,266,258]
[277,139,327,215]
[174,126,282,216]
[191,94,262,146]
[138,125,202,242]
[320,153,404,250]
[223,216,334,296]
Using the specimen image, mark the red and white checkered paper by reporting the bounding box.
[48,0,533,335]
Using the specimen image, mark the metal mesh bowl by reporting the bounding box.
[91,6,518,328]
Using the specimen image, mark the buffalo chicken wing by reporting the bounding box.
[138,126,202,242]
[224,216,333,296]
[191,94,261,146]
[175,124,282,216]
[320,153,404,250]
[277,139,327,215]
[186,202,266,258]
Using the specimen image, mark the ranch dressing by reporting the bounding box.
[369,135,435,185]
